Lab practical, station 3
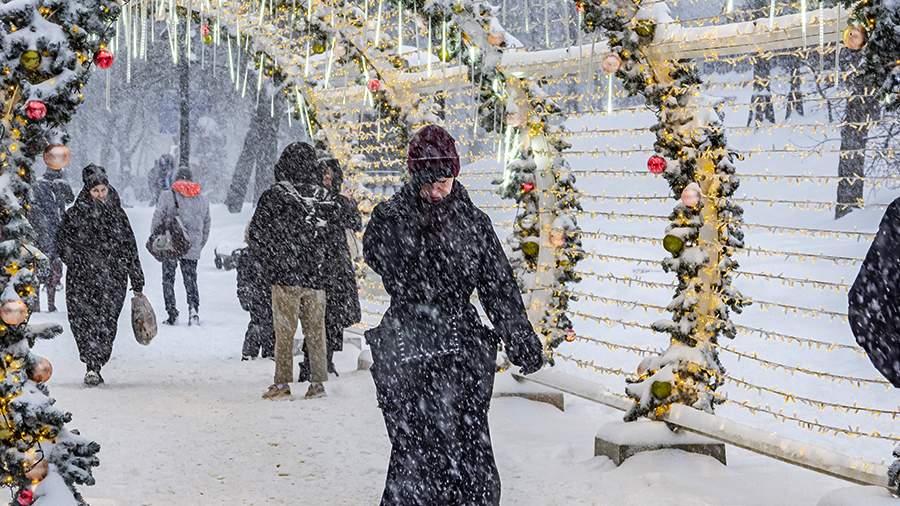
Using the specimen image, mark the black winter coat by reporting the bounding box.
[57,187,144,318]
[235,247,269,312]
[363,182,540,366]
[30,171,74,258]
[247,144,338,289]
[849,197,900,387]
[324,194,362,331]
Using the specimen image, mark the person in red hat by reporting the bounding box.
[363,124,544,505]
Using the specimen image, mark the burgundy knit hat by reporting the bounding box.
[407,125,460,184]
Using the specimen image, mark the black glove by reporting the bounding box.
[505,331,544,375]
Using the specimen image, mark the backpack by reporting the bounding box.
[146,190,192,261]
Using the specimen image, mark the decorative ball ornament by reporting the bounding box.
[24,460,48,482]
[521,241,539,258]
[94,48,114,69]
[367,78,381,92]
[25,100,47,121]
[564,329,577,342]
[842,25,867,50]
[313,42,326,55]
[634,19,656,39]
[549,228,566,248]
[647,155,667,174]
[19,51,41,72]
[201,24,211,37]
[663,234,684,255]
[601,53,622,75]
[650,380,673,400]
[521,182,535,193]
[30,358,52,383]
[506,110,526,127]
[680,182,702,207]
[43,144,70,170]
[203,33,214,45]
[0,300,28,326]
[16,489,33,506]
[333,44,347,58]
[487,32,505,47]
[636,357,653,376]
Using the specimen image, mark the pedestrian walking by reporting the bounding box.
[363,125,544,505]
[56,165,145,387]
[30,166,74,312]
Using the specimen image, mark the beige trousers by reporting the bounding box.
[272,286,327,385]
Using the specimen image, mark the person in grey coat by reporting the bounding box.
[151,167,211,326]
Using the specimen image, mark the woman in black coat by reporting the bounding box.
[298,158,362,378]
[57,165,144,387]
[849,196,900,387]
[363,125,543,506]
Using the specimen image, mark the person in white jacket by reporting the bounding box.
[151,167,211,326]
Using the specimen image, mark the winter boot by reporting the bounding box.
[327,348,339,377]
[84,370,101,387]
[262,383,292,400]
[188,308,200,327]
[47,288,57,313]
[304,382,326,399]
[164,310,179,326]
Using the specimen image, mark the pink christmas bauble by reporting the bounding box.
[601,53,622,74]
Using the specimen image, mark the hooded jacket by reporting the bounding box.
[151,179,211,261]
[30,170,74,258]
[849,197,900,387]
[247,142,338,288]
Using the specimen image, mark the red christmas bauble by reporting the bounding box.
[647,155,667,174]
[521,182,535,193]
[367,79,381,92]
[24,100,46,121]
[201,24,211,37]
[94,49,114,69]
[17,489,33,506]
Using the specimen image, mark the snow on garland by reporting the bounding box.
[578,0,749,420]
[0,1,120,503]
[840,0,899,110]
[406,0,584,354]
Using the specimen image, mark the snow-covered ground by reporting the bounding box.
[24,203,893,505]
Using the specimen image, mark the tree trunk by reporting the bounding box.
[785,62,805,120]
[254,90,281,202]
[178,42,190,170]
[747,57,776,126]
[225,92,269,213]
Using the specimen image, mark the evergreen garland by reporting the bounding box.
[578,0,749,420]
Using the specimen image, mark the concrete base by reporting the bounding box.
[595,420,726,466]
[491,372,565,411]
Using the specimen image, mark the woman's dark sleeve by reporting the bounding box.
[121,212,144,292]
[362,204,390,277]
[475,214,543,372]
[55,211,73,267]
[337,196,363,232]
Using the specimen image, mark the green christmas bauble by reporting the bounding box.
[663,234,684,255]
[203,34,214,45]
[20,50,41,72]
[521,241,539,258]
[634,19,656,39]
[313,42,326,55]
[650,380,672,400]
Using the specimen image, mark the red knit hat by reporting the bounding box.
[407,125,460,184]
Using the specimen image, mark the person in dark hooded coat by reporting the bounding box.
[362,125,544,506]
[297,157,362,379]
[849,196,900,387]
[30,166,74,312]
[248,142,338,400]
[56,165,145,387]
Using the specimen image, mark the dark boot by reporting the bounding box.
[47,285,57,313]
[164,310,178,325]
[327,348,339,377]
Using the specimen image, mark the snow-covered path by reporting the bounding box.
[26,205,872,505]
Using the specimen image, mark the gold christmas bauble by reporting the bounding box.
[0,300,28,326]
[313,42,326,55]
[19,50,41,72]
[43,144,70,170]
[634,19,656,39]
[487,32,504,47]
[521,241,539,258]
[842,25,867,50]
[650,380,672,399]
[549,228,566,248]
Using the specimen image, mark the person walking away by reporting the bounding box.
[151,167,211,326]
[56,165,145,387]
[297,158,362,380]
[235,231,275,360]
[362,125,544,505]
[147,154,176,205]
[248,142,338,400]
[30,166,74,312]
